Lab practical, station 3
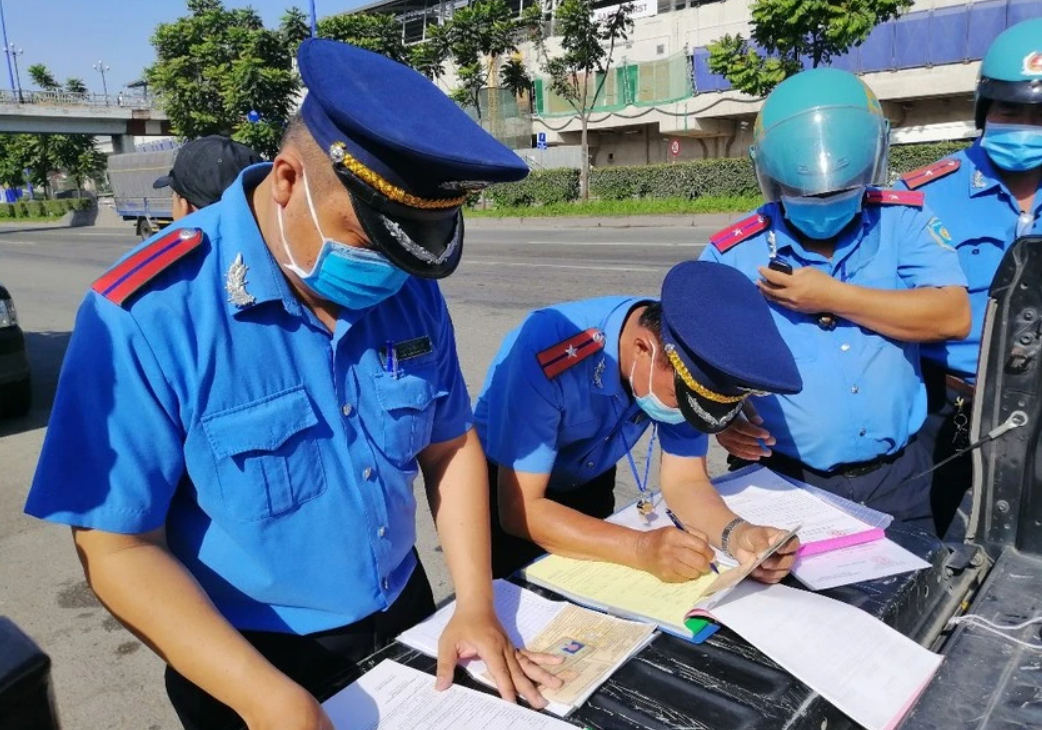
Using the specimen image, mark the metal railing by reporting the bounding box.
[0,89,162,110]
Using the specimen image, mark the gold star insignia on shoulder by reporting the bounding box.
[225,253,255,308]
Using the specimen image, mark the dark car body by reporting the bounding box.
[0,282,31,417]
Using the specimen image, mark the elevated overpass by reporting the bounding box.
[0,90,170,152]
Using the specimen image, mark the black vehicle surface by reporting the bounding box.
[0,282,30,418]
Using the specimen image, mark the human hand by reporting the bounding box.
[243,676,334,730]
[757,265,842,314]
[636,526,715,582]
[715,401,774,461]
[728,523,800,584]
[437,604,562,708]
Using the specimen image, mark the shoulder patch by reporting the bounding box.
[92,228,204,307]
[537,328,605,379]
[900,158,960,190]
[864,189,924,207]
[710,213,769,253]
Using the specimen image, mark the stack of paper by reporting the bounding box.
[608,467,930,590]
[322,659,575,730]
[398,580,655,716]
[688,582,943,730]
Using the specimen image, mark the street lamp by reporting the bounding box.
[7,43,21,102]
[92,59,110,103]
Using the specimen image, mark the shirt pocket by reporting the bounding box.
[201,386,327,522]
[372,370,446,465]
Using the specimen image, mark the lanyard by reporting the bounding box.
[623,422,657,517]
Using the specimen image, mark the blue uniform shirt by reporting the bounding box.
[474,296,708,491]
[899,141,1042,379]
[25,164,473,634]
[700,196,967,471]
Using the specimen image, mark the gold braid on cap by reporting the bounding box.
[329,142,467,210]
[664,343,746,405]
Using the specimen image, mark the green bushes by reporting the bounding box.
[0,196,94,219]
[483,139,974,208]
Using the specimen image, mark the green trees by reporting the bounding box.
[708,0,913,96]
[533,0,633,199]
[27,64,59,91]
[147,0,298,157]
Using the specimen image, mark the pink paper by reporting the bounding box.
[797,527,886,557]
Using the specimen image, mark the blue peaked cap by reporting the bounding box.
[660,261,802,433]
[297,38,529,278]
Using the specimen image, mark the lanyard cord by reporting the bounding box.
[623,422,657,500]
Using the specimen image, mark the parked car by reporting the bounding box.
[0,282,30,418]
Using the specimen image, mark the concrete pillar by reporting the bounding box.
[111,134,135,154]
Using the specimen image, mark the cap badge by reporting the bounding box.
[225,253,255,308]
[1023,51,1042,77]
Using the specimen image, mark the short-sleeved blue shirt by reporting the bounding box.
[25,164,473,634]
[474,296,708,492]
[700,195,967,471]
[898,141,1042,380]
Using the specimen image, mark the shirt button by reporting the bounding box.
[377,525,387,538]
[585,461,595,468]
[851,385,859,394]
[840,343,850,352]
[341,403,353,416]
[362,467,373,480]
[972,248,980,256]
[859,428,867,436]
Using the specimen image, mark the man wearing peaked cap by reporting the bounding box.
[153,135,263,220]
[25,38,552,730]
[476,260,804,581]
[701,68,971,533]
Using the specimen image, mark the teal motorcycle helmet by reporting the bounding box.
[975,17,1042,129]
[750,68,890,201]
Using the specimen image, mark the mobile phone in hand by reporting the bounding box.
[768,259,793,275]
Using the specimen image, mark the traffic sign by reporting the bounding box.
[536,132,547,150]
[670,139,680,157]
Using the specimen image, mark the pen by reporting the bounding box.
[665,508,719,574]
[385,340,396,376]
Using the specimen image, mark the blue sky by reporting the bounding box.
[0,1,364,94]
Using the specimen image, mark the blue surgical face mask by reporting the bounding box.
[277,172,409,309]
[630,342,686,425]
[981,122,1042,172]
[781,187,865,240]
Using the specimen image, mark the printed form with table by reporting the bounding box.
[324,465,943,730]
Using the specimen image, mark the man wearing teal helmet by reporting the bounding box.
[897,17,1042,537]
[701,68,971,531]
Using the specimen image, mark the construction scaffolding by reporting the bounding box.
[460,86,534,151]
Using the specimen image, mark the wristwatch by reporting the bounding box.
[720,517,748,559]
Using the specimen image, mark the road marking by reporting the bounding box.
[0,239,35,246]
[462,259,666,273]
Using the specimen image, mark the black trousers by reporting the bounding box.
[165,557,435,730]
[488,460,617,579]
[919,364,974,538]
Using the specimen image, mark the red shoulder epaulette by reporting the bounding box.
[710,213,769,253]
[537,328,605,379]
[864,189,924,207]
[900,158,960,190]
[92,228,204,307]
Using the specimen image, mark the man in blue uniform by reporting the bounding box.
[898,18,1042,536]
[702,68,971,531]
[25,40,559,730]
[477,260,804,581]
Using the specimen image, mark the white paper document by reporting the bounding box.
[689,582,942,730]
[322,659,573,730]
[398,579,654,716]
[793,538,931,590]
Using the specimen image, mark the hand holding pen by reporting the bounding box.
[666,508,720,575]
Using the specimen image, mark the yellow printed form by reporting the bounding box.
[524,555,727,635]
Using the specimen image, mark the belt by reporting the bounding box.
[759,445,907,480]
[944,373,975,400]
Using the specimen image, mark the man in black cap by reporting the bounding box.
[153,135,263,220]
[475,261,804,581]
[26,39,560,730]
